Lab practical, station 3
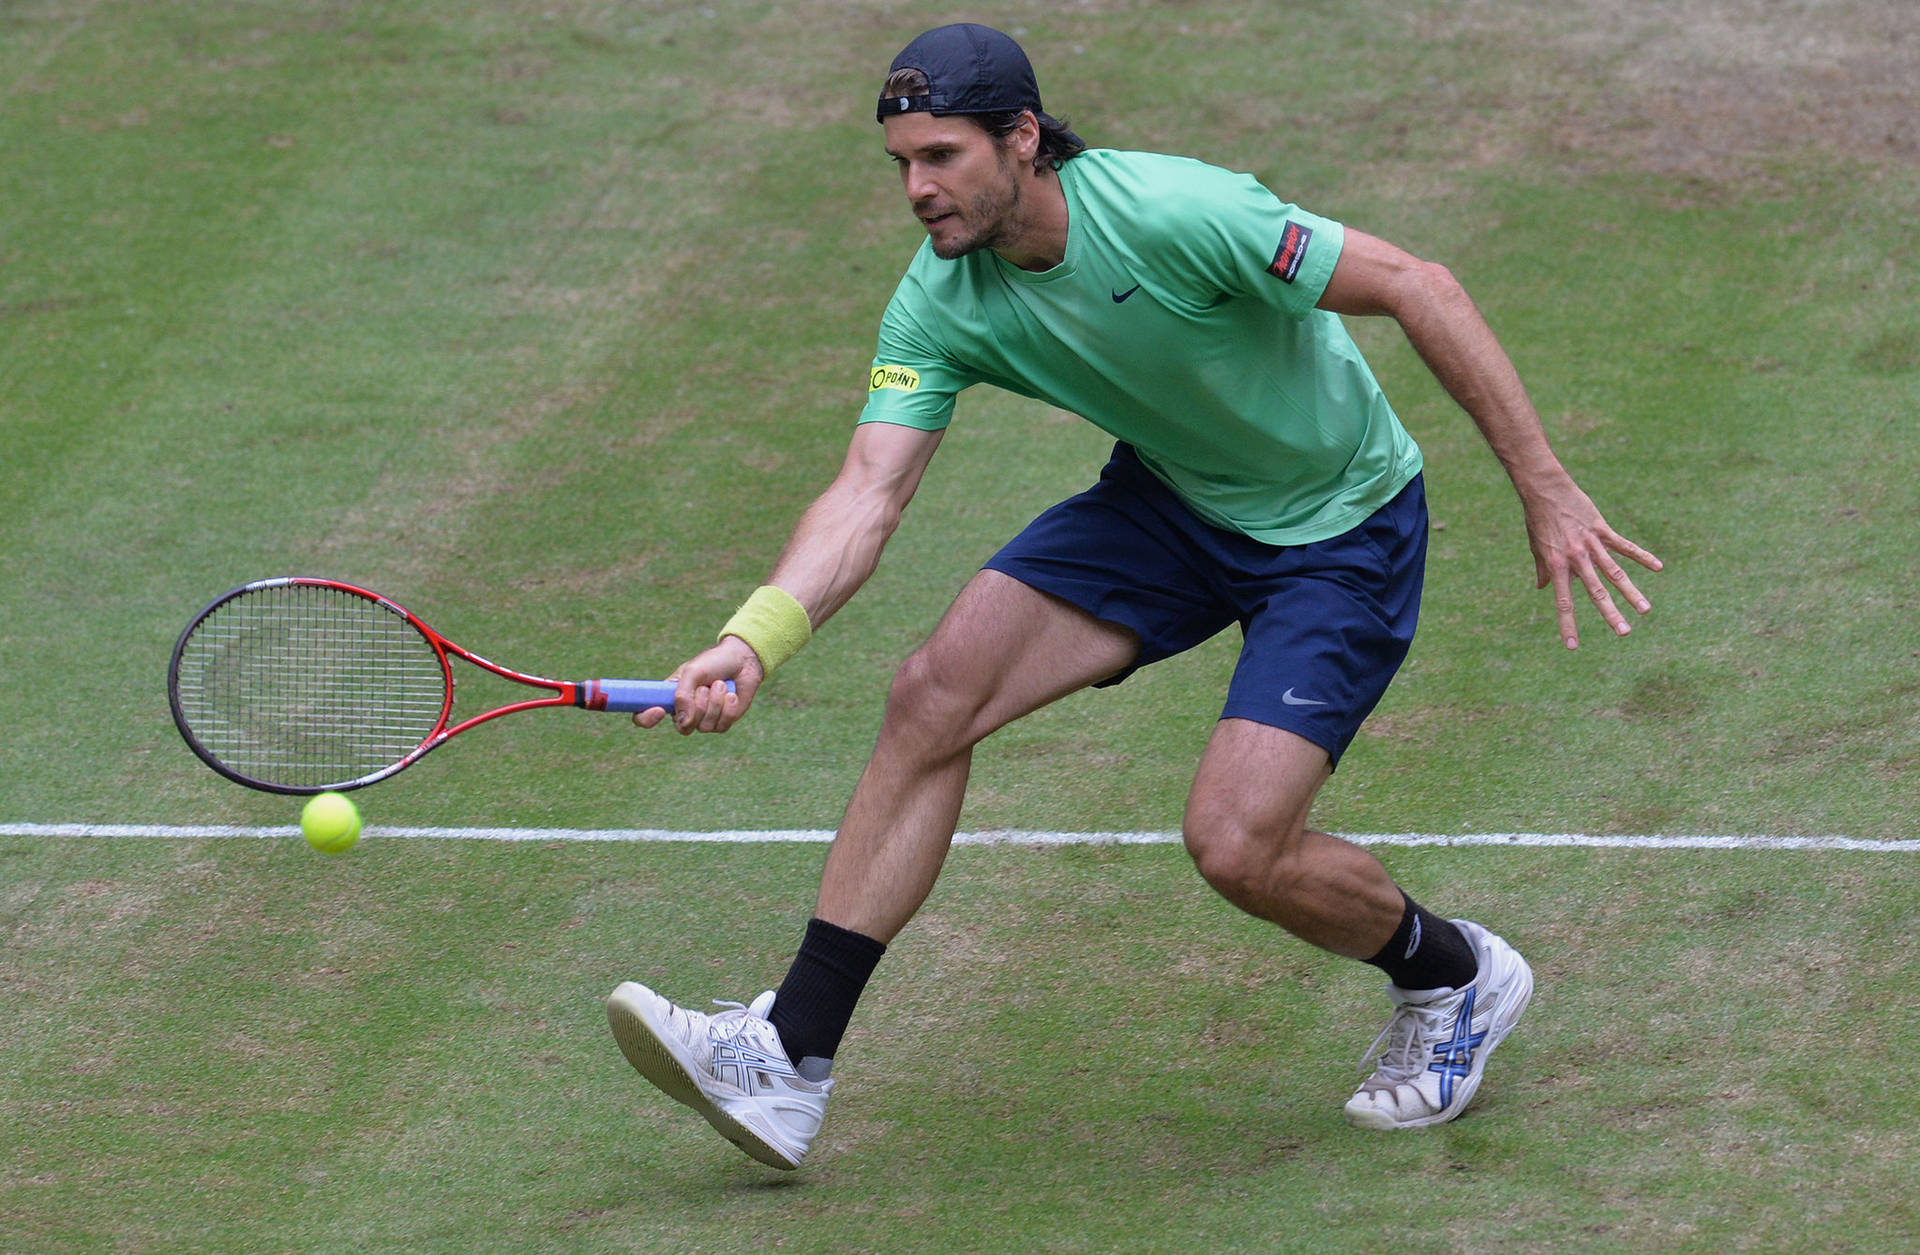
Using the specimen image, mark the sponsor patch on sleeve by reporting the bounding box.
[1268,221,1315,284]
[868,364,921,393]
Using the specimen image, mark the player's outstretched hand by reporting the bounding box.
[1521,476,1663,649]
[633,636,766,733]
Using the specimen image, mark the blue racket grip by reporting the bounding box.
[578,678,735,713]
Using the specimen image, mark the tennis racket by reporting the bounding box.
[168,576,724,794]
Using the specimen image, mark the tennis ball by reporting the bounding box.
[301,791,362,856]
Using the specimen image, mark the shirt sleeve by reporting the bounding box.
[1148,162,1345,319]
[857,275,977,430]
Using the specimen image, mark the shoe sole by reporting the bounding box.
[1345,928,1535,1131]
[606,984,802,1170]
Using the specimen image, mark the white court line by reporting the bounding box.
[0,823,1912,851]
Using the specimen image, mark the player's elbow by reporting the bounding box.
[1392,256,1464,313]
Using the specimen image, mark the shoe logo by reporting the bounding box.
[1281,688,1328,707]
[711,1039,800,1092]
[1111,283,1142,303]
[1426,988,1487,1107]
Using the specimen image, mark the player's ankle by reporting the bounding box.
[1364,892,1478,990]
[767,918,888,1067]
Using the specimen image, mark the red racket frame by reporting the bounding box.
[168,576,692,794]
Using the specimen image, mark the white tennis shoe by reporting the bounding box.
[1343,919,1533,1130]
[606,982,831,1170]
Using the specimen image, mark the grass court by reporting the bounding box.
[3,1,1917,1250]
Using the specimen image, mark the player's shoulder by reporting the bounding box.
[1067,148,1273,216]
[877,241,987,352]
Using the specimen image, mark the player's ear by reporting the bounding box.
[1011,111,1042,168]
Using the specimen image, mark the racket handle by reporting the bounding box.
[578,678,735,713]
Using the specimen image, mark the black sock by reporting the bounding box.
[1366,893,1478,990]
[767,918,887,1080]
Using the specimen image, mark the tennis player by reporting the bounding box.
[608,23,1661,1170]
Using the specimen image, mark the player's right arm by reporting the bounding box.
[639,419,945,733]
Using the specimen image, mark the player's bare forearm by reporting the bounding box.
[765,421,945,629]
[638,422,944,733]
[1321,228,1662,647]
[1322,230,1561,494]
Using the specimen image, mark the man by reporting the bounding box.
[607,23,1661,1171]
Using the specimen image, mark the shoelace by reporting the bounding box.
[1356,998,1454,1081]
[706,999,755,1037]
[707,999,785,1054]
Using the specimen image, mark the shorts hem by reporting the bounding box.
[1216,705,1351,768]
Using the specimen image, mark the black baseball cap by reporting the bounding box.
[876,23,1050,124]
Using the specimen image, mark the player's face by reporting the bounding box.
[883,112,1025,260]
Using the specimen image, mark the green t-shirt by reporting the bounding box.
[859,148,1423,545]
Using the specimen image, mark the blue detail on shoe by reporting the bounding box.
[1426,988,1488,1108]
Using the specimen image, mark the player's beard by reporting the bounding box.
[925,152,1024,260]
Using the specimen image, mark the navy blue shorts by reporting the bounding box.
[983,443,1427,766]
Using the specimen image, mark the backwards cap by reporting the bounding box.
[876,24,1048,124]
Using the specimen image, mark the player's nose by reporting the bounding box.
[901,164,939,204]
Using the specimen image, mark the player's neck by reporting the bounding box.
[992,168,1069,272]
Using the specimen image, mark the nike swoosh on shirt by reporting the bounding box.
[1281,688,1328,707]
[1111,284,1141,303]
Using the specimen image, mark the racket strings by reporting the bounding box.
[173,583,448,789]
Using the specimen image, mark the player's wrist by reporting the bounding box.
[718,585,812,676]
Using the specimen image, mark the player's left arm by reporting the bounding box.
[1317,227,1663,649]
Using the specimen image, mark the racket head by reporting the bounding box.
[168,577,453,794]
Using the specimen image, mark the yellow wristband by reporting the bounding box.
[718,585,812,676]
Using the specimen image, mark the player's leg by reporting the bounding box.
[753,446,1232,1111]
[1181,718,1404,957]
[813,567,1140,942]
[1178,472,1532,1130]
[1180,718,1482,979]
[762,569,1135,1082]
[1182,721,1531,1132]
[609,568,1139,1169]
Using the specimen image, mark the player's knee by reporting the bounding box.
[1183,815,1306,907]
[1183,817,1255,897]
[882,646,988,753]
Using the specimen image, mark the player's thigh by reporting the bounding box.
[891,568,1140,747]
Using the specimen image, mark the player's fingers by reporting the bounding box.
[1596,550,1652,615]
[1573,553,1631,638]
[1550,564,1580,650]
[670,677,700,733]
[1606,529,1664,574]
[674,687,707,734]
[677,706,708,734]
[692,680,730,733]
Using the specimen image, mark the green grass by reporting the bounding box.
[7,837,1917,1253]
[3,0,1918,1250]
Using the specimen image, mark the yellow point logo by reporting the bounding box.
[868,365,921,393]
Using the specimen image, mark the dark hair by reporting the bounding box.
[881,68,1087,171]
